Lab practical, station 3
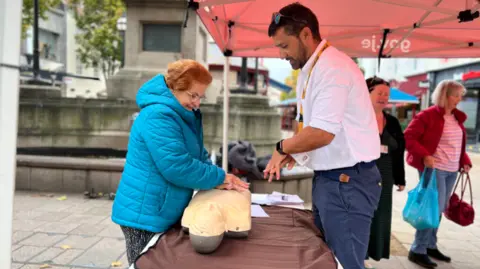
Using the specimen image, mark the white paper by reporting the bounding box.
[251,204,269,217]
[268,191,304,205]
[251,193,270,205]
[251,192,306,211]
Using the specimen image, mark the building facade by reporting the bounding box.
[20,2,105,98]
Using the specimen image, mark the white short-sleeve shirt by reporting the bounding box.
[295,39,380,171]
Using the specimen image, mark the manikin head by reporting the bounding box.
[268,3,322,70]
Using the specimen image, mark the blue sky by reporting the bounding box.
[262,58,292,83]
[208,41,292,84]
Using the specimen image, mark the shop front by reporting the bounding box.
[430,62,480,143]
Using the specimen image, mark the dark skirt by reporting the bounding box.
[366,153,394,261]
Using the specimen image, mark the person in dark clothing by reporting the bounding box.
[364,77,406,268]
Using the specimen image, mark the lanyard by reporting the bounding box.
[298,42,330,131]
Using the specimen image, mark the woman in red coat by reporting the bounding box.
[404,80,472,268]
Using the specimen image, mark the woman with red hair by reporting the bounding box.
[111,59,248,265]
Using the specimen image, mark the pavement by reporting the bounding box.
[9,153,480,269]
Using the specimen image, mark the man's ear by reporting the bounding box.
[299,27,311,42]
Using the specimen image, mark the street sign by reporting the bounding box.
[418,80,430,88]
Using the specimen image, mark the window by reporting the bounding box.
[142,23,182,52]
[39,29,58,60]
[457,89,479,130]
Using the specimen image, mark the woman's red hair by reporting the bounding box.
[165,59,212,92]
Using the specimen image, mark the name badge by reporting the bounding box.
[291,152,310,166]
[380,145,388,154]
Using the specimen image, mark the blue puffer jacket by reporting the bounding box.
[111,74,226,233]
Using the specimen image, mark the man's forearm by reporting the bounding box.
[282,126,334,154]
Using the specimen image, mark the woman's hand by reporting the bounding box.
[216,174,250,192]
[424,156,435,168]
[463,164,471,173]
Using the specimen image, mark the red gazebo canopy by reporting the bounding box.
[193,0,480,58]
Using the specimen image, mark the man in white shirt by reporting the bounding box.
[263,3,382,269]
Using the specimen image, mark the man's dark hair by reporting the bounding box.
[268,2,321,41]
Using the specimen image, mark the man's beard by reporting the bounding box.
[289,43,308,70]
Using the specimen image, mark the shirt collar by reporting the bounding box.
[300,39,328,74]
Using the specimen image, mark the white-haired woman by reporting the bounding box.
[404,80,472,268]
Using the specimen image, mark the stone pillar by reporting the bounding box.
[106,0,209,100]
[201,94,282,157]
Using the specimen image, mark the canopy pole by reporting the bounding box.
[222,56,230,171]
[376,29,390,76]
[0,0,22,267]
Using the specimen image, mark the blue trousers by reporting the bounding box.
[410,168,457,254]
[312,161,382,269]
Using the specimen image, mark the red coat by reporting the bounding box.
[404,105,472,172]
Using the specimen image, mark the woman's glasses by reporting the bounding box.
[186,91,206,102]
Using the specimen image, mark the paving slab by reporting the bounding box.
[10,153,480,269]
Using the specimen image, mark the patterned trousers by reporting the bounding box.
[120,226,156,266]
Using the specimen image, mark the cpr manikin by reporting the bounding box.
[181,189,252,254]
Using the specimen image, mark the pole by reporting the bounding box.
[33,0,40,78]
[239,57,247,89]
[0,0,23,268]
[120,30,125,68]
[222,56,230,171]
[254,57,259,94]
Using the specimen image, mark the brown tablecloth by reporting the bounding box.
[135,206,338,269]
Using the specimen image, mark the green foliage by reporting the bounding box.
[68,0,125,79]
[281,69,299,101]
[22,0,62,39]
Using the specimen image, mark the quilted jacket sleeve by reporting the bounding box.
[202,147,212,165]
[142,110,226,190]
[404,112,430,159]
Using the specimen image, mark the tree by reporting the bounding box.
[281,69,299,101]
[22,0,62,39]
[68,0,125,79]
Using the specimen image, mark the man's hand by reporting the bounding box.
[463,164,471,173]
[424,156,435,168]
[263,151,296,182]
[396,185,405,192]
[216,174,250,192]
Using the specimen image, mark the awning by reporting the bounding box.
[268,78,292,93]
[390,87,420,103]
[195,0,480,58]
[398,73,429,97]
[463,70,480,81]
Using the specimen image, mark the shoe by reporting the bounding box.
[364,261,375,269]
[427,248,451,262]
[408,251,438,268]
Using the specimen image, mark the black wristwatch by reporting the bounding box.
[276,139,286,155]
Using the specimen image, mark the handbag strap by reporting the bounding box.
[464,173,473,206]
[452,172,464,194]
[454,171,473,206]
